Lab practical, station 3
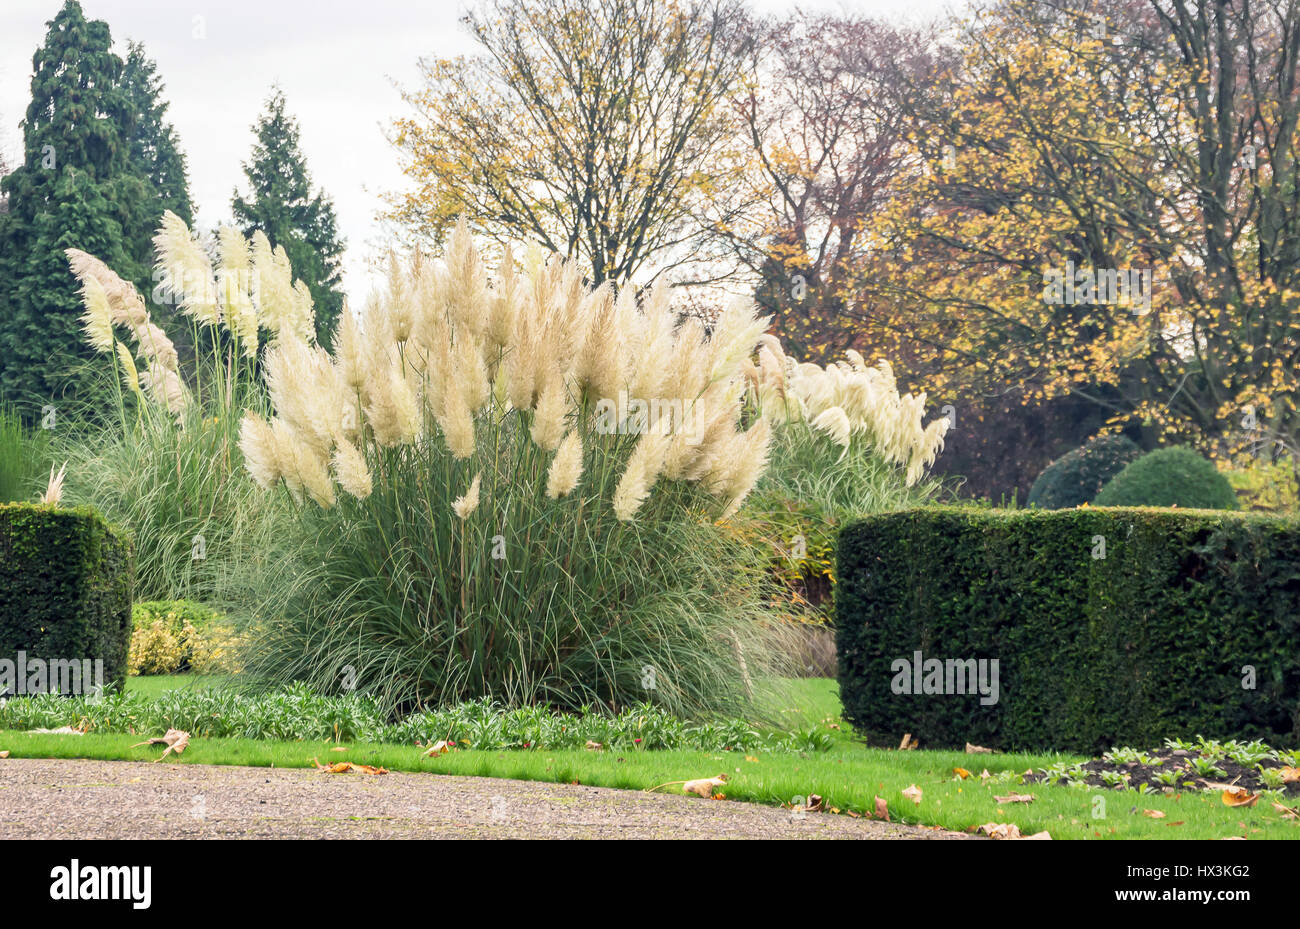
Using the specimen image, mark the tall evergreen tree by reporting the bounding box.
[232,88,345,344]
[0,0,150,402]
[121,41,192,228]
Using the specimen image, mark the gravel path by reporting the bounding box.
[0,758,971,839]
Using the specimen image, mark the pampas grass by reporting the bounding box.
[58,213,319,602]
[237,219,796,719]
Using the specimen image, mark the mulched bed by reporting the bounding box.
[1025,748,1300,797]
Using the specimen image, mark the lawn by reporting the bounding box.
[3,676,1295,839]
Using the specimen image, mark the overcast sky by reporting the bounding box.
[1,0,958,304]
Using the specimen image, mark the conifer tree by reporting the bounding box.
[0,0,150,402]
[232,88,345,344]
[121,40,192,229]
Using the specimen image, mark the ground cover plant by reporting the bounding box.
[0,682,830,753]
[1023,737,1300,797]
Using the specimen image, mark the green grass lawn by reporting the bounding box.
[124,673,227,698]
[3,676,1296,840]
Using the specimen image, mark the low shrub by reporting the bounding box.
[1094,446,1239,510]
[0,503,133,691]
[1026,434,1142,509]
[836,507,1300,753]
[128,600,239,675]
[1221,454,1298,513]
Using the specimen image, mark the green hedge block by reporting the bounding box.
[835,506,1300,753]
[0,503,133,693]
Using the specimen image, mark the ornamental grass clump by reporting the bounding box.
[237,221,795,719]
[62,213,308,602]
[739,338,952,622]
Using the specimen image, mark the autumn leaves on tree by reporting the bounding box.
[387,0,1300,493]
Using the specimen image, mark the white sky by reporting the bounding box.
[0,0,959,304]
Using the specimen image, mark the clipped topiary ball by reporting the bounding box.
[1094,447,1239,510]
[1027,434,1142,509]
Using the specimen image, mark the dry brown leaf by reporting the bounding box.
[1221,787,1259,807]
[979,769,992,781]
[584,740,603,751]
[1142,809,1166,819]
[965,743,993,754]
[1279,767,1300,784]
[994,793,1034,804]
[130,728,189,761]
[873,796,890,821]
[329,746,348,752]
[953,767,972,780]
[1272,802,1299,820]
[27,725,85,735]
[312,758,387,775]
[422,740,457,757]
[978,822,1021,839]
[898,733,918,750]
[0,750,8,759]
[1022,831,1052,840]
[683,774,728,798]
[902,784,923,805]
[805,794,823,812]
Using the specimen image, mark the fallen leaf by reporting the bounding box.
[0,750,8,758]
[805,794,824,812]
[422,740,457,757]
[1279,767,1300,784]
[25,726,84,736]
[1272,802,1299,820]
[312,758,387,775]
[978,822,1021,839]
[902,784,923,805]
[682,774,728,798]
[965,743,993,754]
[1166,821,1185,827]
[330,746,348,753]
[130,728,189,761]
[1221,788,1259,808]
[873,796,890,821]
[744,755,759,763]
[1022,831,1052,840]
[584,740,603,751]
[899,733,918,751]
[953,767,971,780]
[994,793,1034,804]
[979,769,992,781]
[1142,809,1166,818]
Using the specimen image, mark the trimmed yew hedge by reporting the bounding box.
[0,503,133,690]
[836,507,1300,753]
